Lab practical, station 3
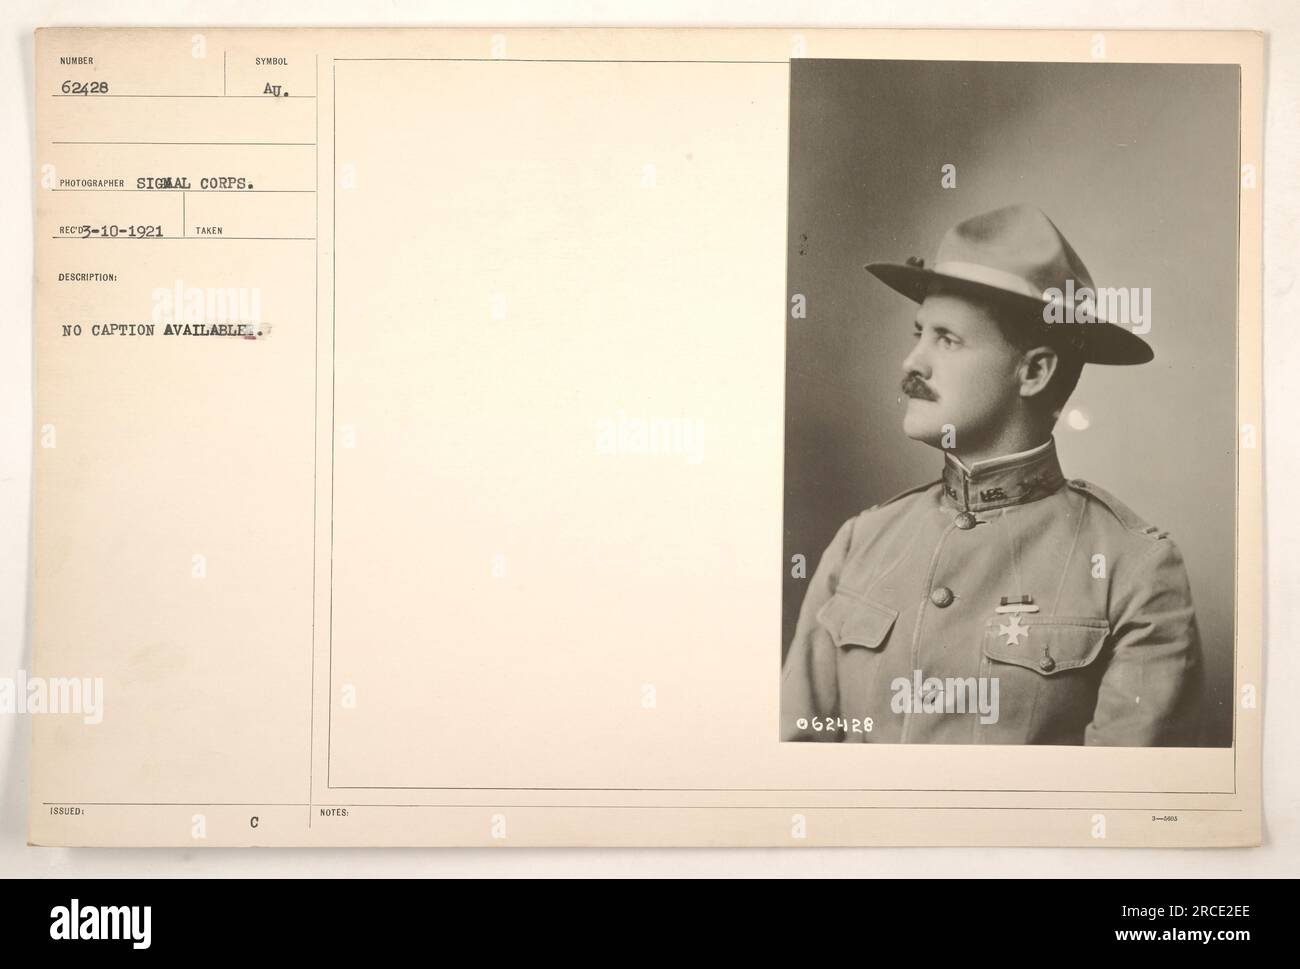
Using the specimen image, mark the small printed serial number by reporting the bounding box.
[1151,815,1180,822]
[69,225,164,239]
[796,716,874,733]
[61,80,109,95]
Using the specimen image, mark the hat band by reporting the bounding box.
[933,261,1046,302]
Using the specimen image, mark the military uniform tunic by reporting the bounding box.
[780,439,1203,745]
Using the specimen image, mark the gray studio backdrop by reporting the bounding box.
[782,59,1239,747]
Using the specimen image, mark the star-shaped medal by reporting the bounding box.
[998,614,1029,646]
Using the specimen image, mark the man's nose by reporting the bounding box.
[902,339,931,378]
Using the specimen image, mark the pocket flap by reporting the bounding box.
[982,617,1109,675]
[816,592,899,650]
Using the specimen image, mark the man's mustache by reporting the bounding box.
[901,374,938,401]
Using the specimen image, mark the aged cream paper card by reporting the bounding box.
[29,27,1262,846]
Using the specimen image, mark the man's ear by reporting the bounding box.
[1018,346,1060,400]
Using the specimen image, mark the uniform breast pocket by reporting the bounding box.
[815,591,899,651]
[980,617,1110,743]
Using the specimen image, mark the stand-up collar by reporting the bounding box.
[940,438,1065,512]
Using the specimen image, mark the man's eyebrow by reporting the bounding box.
[915,319,958,337]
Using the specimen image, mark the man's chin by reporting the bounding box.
[902,402,945,445]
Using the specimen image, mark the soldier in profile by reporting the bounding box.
[780,205,1203,746]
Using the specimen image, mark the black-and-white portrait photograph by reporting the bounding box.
[780,59,1239,747]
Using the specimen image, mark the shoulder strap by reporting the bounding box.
[868,479,941,512]
[1065,479,1169,540]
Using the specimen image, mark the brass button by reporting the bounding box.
[929,586,955,608]
[1039,656,1056,672]
[955,511,977,530]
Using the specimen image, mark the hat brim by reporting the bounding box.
[865,262,1154,366]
